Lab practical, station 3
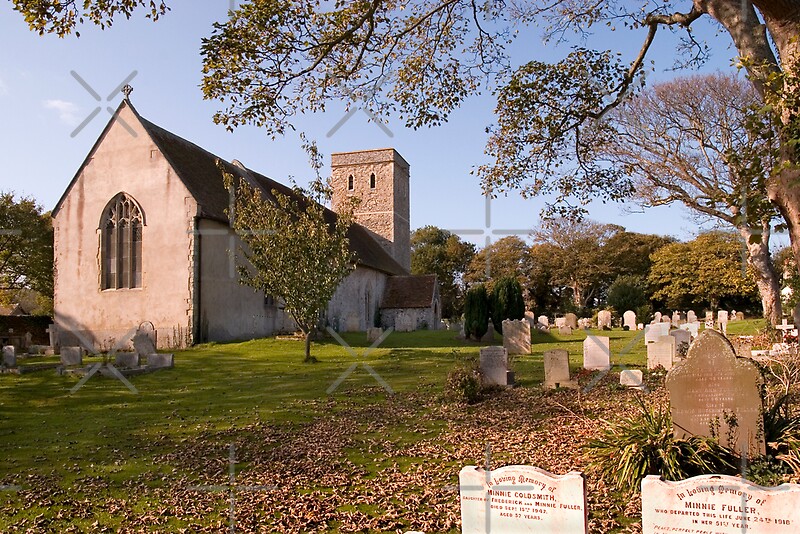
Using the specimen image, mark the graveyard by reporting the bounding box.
[2,318,798,532]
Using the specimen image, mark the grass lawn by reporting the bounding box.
[0,321,765,532]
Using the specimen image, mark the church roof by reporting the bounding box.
[380,275,438,309]
[54,100,407,276]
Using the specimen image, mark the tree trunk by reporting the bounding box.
[304,329,315,362]
[738,224,783,324]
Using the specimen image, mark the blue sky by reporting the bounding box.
[0,2,783,247]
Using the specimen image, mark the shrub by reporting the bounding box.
[445,358,482,404]
[490,277,525,334]
[607,275,649,315]
[464,284,490,339]
[586,397,736,494]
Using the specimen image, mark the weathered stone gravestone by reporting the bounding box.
[623,310,637,330]
[114,352,140,368]
[558,325,573,336]
[47,323,59,349]
[459,464,588,534]
[672,311,681,327]
[653,311,662,324]
[543,349,577,389]
[670,329,692,355]
[620,369,644,389]
[537,315,549,328]
[367,327,383,343]
[564,312,578,329]
[479,346,508,386]
[717,310,729,334]
[647,335,676,370]
[2,345,16,367]
[524,311,536,328]
[481,320,496,343]
[730,336,753,359]
[583,336,610,371]
[666,329,765,457]
[555,317,567,328]
[60,346,83,366]
[502,319,531,355]
[577,318,592,329]
[642,474,800,534]
[661,315,672,323]
[736,311,745,321]
[686,310,697,324]
[133,330,157,358]
[597,310,612,329]
[147,353,174,369]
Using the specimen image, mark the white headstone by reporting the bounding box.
[680,322,700,338]
[564,313,578,329]
[653,311,662,324]
[544,349,576,389]
[502,319,531,355]
[647,335,676,370]
[623,310,637,330]
[642,474,800,534]
[672,311,681,327]
[686,310,697,324]
[537,315,549,328]
[730,309,738,321]
[459,465,588,534]
[479,346,508,386]
[597,310,612,329]
[583,336,610,371]
[524,311,536,328]
[555,317,567,328]
[2,345,16,367]
[718,310,729,334]
[645,323,670,344]
[620,369,644,389]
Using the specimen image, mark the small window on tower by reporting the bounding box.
[370,173,376,189]
[348,174,354,190]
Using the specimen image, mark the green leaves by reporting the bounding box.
[0,192,53,301]
[11,0,169,37]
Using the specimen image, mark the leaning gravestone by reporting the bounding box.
[620,370,644,389]
[623,310,637,330]
[459,464,588,534]
[642,474,800,534]
[479,346,508,386]
[502,319,531,355]
[666,329,765,457]
[583,336,611,371]
[544,349,577,389]
[564,312,578,329]
[2,346,16,367]
[597,310,612,329]
[60,346,83,366]
[647,335,676,370]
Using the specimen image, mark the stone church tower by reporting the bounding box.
[331,149,410,272]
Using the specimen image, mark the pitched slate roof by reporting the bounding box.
[380,275,438,309]
[54,100,407,276]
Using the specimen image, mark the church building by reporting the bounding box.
[51,94,439,349]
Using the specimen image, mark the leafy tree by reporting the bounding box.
[464,284,489,340]
[0,192,53,311]
[524,243,564,314]
[649,231,759,311]
[464,236,528,290]
[410,226,475,319]
[597,72,783,323]
[490,277,525,334]
[606,275,648,317]
[604,232,675,283]
[218,150,355,362]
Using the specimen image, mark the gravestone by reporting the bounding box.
[544,349,577,389]
[661,315,672,323]
[459,464,588,534]
[502,319,531,355]
[705,311,714,329]
[537,315,549,328]
[737,311,745,321]
[653,311,662,324]
[642,474,800,534]
[114,351,140,368]
[2,345,16,367]
[730,309,738,321]
[481,320,496,343]
[730,337,753,359]
[666,329,765,457]
[620,370,644,389]
[367,327,383,343]
[670,329,692,351]
[583,336,610,371]
[564,313,578,329]
[133,330,157,358]
[686,310,697,324]
[60,346,83,366]
[623,310,637,330]
[597,310,612,329]
[479,346,508,386]
[577,318,592,329]
[147,353,174,369]
[558,325,573,336]
[672,311,681,327]
[524,311,536,328]
[555,317,567,328]
[137,321,156,349]
[47,324,59,349]
[680,322,700,338]
[647,335,676,370]
[717,310,729,334]
[645,323,670,344]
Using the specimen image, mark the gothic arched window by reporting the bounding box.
[100,193,144,290]
[347,174,354,190]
